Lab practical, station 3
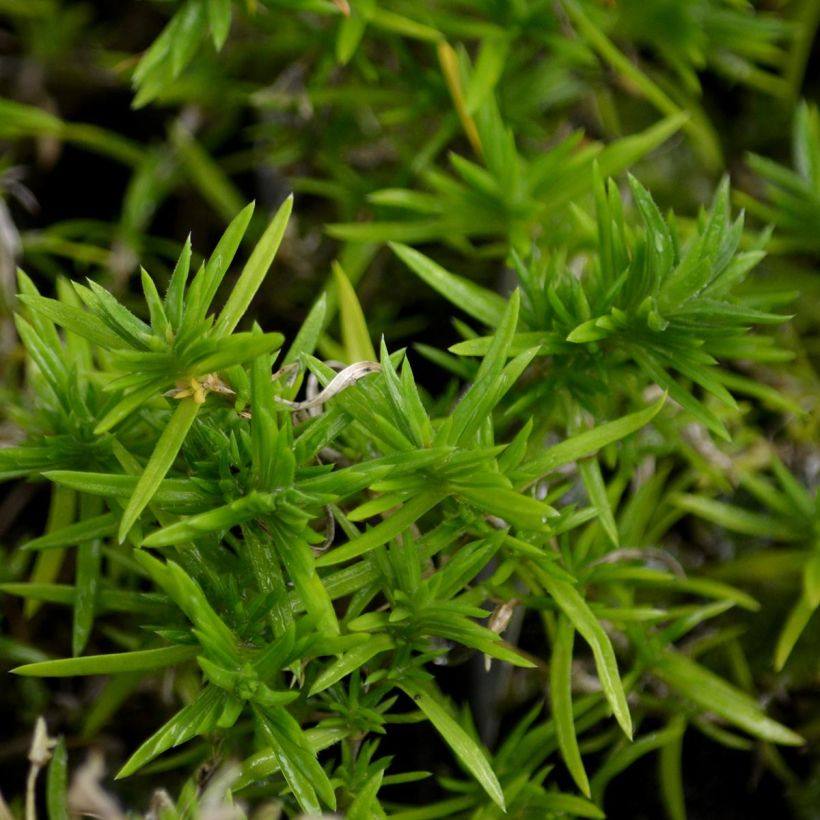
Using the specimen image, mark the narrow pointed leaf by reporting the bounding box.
[552,615,591,797]
[284,293,327,365]
[578,459,619,548]
[117,685,225,778]
[399,679,505,810]
[13,645,198,676]
[165,234,191,329]
[774,593,816,671]
[520,396,665,482]
[309,634,394,696]
[254,704,337,813]
[536,570,632,739]
[214,195,292,336]
[347,771,384,819]
[653,650,804,745]
[118,397,200,542]
[317,490,445,567]
[46,737,69,820]
[17,294,126,350]
[390,242,506,326]
[333,261,376,362]
[207,0,231,49]
[73,495,103,656]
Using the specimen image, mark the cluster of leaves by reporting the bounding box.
[739,102,820,254]
[0,0,818,818]
[0,0,812,286]
[0,186,811,816]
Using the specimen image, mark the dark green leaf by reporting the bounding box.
[398,679,505,811]
[551,615,591,797]
[653,650,804,746]
[118,397,200,542]
[117,685,224,777]
[13,645,198,677]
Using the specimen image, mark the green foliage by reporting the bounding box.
[740,102,820,253]
[405,171,786,442]
[0,0,817,817]
[2,190,809,815]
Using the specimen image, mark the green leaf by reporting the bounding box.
[445,290,522,446]
[653,650,804,745]
[566,318,611,344]
[25,485,75,619]
[45,472,203,507]
[94,382,163,435]
[536,793,605,819]
[46,737,69,820]
[379,340,433,448]
[672,495,802,542]
[83,279,154,349]
[804,550,820,608]
[390,242,506,326]
[213,195,293,336]
[336,9,368,64]
[635,350,730,441]
[250,345,278,489]
[658,716,687,820]
[234,726,349,790]
[13,645,198,676]
[535,570,632,739]
[14,315,68,400]
[333,261,376,362]
[578,458,619,548]
[117,685,224,778]
[596,113,690,180]
[399,355,434,446]
[142,492,275,547]
[398,679,505,811]
[0,583,165,615]
[171,122,244,223]
[140,268,171,338]
[134,552,238,660]
[0,98,143,164]
[368,7,442,41]
[628,174,674,279]
[347,768,384,820]
[185,201,255,327]
[520,396,665,483]
[207,0,231,50]
[132,0,207,107]
[453,481,556,530]
[17,294,126,350]
[191,331,284,373]
[165,234,192,329]
[284,293,327,365]
[551,615,591,797]
[317,490,445,567]
[269,520,340,636]
[254,704,337,813]
[118,397,200,542]
[774,592,816,671]
[309,634,394,695]
[465,35,509,113]
[73,495,103,656]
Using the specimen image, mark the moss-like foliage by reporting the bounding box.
[0,1,817,817]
